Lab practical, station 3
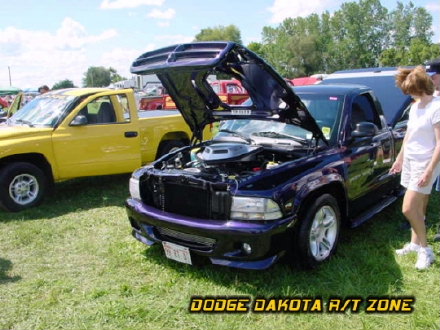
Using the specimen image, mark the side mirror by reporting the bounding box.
[70,115,88,126]
[352,122,378,138]
[0,110,6,117]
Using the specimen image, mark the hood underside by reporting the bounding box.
[131,42,326,143]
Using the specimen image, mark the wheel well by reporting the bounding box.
[0,154,54,185]
[160,131,190,144]
[296,182,348,226]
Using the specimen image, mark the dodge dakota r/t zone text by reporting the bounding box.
[125,42,412,270]
[0,88,210,212]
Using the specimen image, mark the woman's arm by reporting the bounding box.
[418,122,440,187]
[390,133,408,174]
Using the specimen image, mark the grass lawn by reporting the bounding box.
[1,175,439,330]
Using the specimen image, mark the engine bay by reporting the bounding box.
[154,142,309,184]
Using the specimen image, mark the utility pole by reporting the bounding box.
[8,66,12,86]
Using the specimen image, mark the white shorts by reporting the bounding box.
[401,157,440,195]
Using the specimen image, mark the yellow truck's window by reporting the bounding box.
[116,94,131,122]
[81,96,116,124]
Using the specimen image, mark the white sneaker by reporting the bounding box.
[415,247,435,270]
[396,242,420,256]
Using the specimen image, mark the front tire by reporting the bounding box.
[0,162,48,212]
[157,140,187,158]
[292,194,341,269]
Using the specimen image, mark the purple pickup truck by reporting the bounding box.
[125,42,411,270]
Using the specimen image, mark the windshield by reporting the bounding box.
[217,93,343,145]
[9,94,76,127]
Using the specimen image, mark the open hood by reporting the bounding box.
[131,42,326,143]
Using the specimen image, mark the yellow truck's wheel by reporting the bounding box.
[157,140,187,158]
[0,162,48,212]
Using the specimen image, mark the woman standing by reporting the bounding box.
[390,66,440,270]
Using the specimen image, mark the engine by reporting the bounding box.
[156,142,302,183]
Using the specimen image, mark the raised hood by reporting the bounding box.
[131,42,326,143]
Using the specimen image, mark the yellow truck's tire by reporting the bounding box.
[0,162,48,212]
[157,140,187,158]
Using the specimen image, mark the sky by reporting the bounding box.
[0,0,439,89]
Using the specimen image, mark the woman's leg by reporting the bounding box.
[411,194,431,245]
[403,190,428,247]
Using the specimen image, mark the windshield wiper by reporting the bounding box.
[14,119,34,127]
[253,131,308,145]
[218,129,252,144]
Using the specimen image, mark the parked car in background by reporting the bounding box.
[138,79,248,110]
[0,88,211,212]
[209,79,248,105]
[0,87,23,123]
[319,67,413,127]
[138,81,175,110]
[290,76,319,86]
[125,42,411,270]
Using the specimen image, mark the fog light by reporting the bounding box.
[242,243,252,255]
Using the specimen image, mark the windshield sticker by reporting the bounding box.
[321,127,331,139]
[329,96,338,101]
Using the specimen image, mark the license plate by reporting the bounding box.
[162,241,192,265]
[231,109,252,115]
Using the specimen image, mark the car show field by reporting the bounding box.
[0,174,439,329]
[1,8,439,327]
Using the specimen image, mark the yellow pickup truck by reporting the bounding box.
[0,88,203,212]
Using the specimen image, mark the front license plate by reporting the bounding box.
[162,241,192,265]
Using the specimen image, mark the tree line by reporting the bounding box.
[52,0,439,88]
[51,67,127,90]
[195,0,439,78]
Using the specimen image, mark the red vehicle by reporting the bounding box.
[139,82,174,110]
[288,74,327,86]
[0,97,8,109]
[209,79,248,105]
[138,80,248,110]
[290,76,319,86]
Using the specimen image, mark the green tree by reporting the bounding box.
[109,67,127,83]
[247,42,264,58]
[328,0,389,70]
[52,79,76,90]
[83,66,126,87]
[381,39,440,66]
[194,25,242,44]
[258,0,436,75]
[389,2,433,48]
[379,1,434,66]
[260,14,329,77]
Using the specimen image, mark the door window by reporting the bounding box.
[78,96,117,125]
[116,94,131,122]
[351,94,381,129]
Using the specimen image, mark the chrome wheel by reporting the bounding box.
[309,205,338,261]
[9,174,39,206]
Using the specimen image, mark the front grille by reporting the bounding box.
[156,227,216,250]
[140,174,231,219]
[164,182,210,218]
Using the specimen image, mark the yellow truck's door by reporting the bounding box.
[51,90,142,179]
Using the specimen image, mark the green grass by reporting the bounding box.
[0,175,439,330]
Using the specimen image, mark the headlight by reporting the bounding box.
[129,177,141,200]
[230,197,282,220]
